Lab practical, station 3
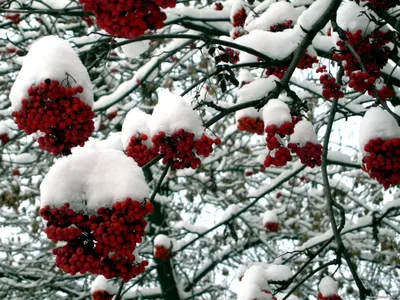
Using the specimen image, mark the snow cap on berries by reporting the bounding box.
[241,265,270,291]
[336,2,378,35]
[119,39,150,58]
[237,283,273,300]
[276,293,299,300]
[238,69,255,87]
[121,108,153,149]
[154,234,172,249]
[90,275,118,296]
[319,276,339,297]
[289,120,318,146]
[263,210,278,224]
[263,98,291,128]
[148,91,204,137]
[10,35,93,111]
[238,265,274,300]
[245,1,298,32]
[359,107,400,152]
[0,121,10,136]
[265,264,293,282]
[40,148,149,212]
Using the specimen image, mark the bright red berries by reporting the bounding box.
[269,20,293,32]
[12,79,94,155]
[151,129,219,170]
[78,0,177,38]
[92,290,114,300]
[319,74,344,100]
[154,245,170,260]
[361,0,397,11]
[40,198,153,281]
[362,137,400,189]
[237,117,264,135]
[288,142,323,168]
[264,122,294,168]
[0,133,10,145]
[317,292,342,300]
[232,8,247,28]
[125,134,159,167]
[215,3,224,11]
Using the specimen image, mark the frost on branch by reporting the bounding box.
[318,276,342,300]
[90,276,118,300]
[40,149,152,281]
[78,0,177,38]
[147,91,220,170]
[359,107,400,189]
[10,36,94,156]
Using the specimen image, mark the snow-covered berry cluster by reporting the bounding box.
[269,20,293,32]
[237,265,277,300]
[333,29,394,100]
[78,0,177,38]
[40,198,153,281]
[318,276,342,300]
[152,130,220,170]
[90,275,118,300]
[215,2,224,11]
[263,100,322,168]
[123,93,221,170]
[361,0,397,11]
[263,210,279,232]
[297,49,319,70]
[218,47,240,64]
[230,1,248,39]
[153,234,172,260]
[12,79,94,155]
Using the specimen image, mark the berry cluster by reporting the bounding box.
[0,133,10,145]
[264,221,279,232]
[333,29,394,100]
[12,79,94,155]
[264,123,294,167]
[151,129,220,170]
[5,13,22,24]
[92,290,114,300]
[361,0,397,11]
[317,293,342,300]
[288,141,323,168]
[362,137,400,189]
[215,2,223,11]
[297,50,319,70]
[237,117,264,135]
[232,8,247,27]
[319,74,344,100]
[269,20,293,32]
[125,133,159,167]
[368,84,394,100]
[78,0,177,38]
[40,199,154,281]
[154,245,170,260]
[217,47,240,64]
[265,67,288,80]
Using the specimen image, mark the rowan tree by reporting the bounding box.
[0,1,399,300]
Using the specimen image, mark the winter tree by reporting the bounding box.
[0,0,399,299]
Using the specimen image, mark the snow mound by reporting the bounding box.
[90,275,118,295]
[121,108,153,149]
[265,264,292,281]
[154,234,172,248]
[263,99,291,127]
[263,210,278,223]
[319,276,339,296]
[359,107,400,152]
[40,148,149,212]
[10,35,93,111]
[148,91,204,137]
[290,120,318,146]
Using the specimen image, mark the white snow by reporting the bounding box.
[121,108,153,150]
[237,28,303,62]
[336,2,378,35]
[10,36,93,112]
[154,234,172,248]
[147,91,205,137]
[319,276,339,296]
[237,77,279,103]
[90,275,118,295]
[245,2,298,32]
[275,293,299,300]
[297,0,331,31]
[119,39,150,58]
[359,107,400,152]
[263,99,291,127]
[265,264,292,281]
[134,57,159,83]
[40,149,149,212]
[75,134,123,152]
[238,69,255,87]
[238,265,273,300]
[218,204,240,223]
[237,283,272,300]
[289,120,318,146]
[263,210,278,224]
[32,0,73,9]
